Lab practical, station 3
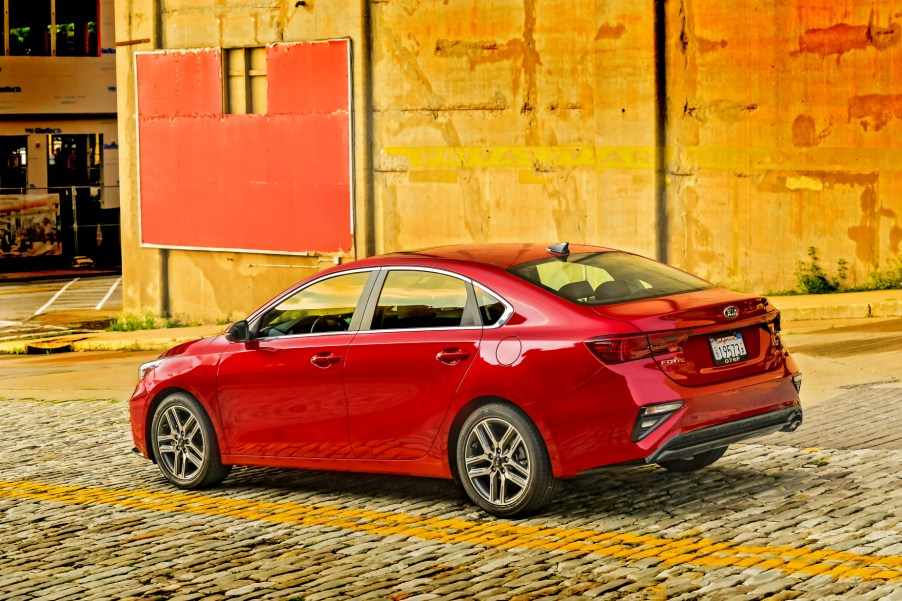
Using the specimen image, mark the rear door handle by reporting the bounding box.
[436,348,469,365]
[310,352,341,368]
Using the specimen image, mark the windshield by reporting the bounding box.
[507,252,713,305]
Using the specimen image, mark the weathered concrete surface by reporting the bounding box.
[115,0,902,321]
[665,0,902,292]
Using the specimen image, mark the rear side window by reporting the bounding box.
[373,271,469,330]
[507,252,712,305]
[475,285,506,326]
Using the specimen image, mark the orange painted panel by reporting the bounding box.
[267,40,350,115]
[136,49,223,116]
[136,40,352,254]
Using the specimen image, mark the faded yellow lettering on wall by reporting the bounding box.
[384,146,902,173]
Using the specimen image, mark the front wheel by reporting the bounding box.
[150,392,231,489]
[456,403,558,517]
[657,446,728,473]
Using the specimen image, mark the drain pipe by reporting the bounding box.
[653,0,668,264]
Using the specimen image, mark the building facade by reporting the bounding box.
[0,0,120,271]
[114,0,902,322]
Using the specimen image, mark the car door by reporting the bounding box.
[343,268,483,460]
[216,270,375,459]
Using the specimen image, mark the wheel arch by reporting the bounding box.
[446,395,563,479]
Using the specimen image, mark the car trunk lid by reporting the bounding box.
[591,290,785,386]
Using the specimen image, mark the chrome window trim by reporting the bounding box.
[248,264,515,340]
[355,265,514,334]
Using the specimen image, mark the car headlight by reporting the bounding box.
[138,359,165,381]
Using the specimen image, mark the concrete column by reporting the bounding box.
[26,135,48,194]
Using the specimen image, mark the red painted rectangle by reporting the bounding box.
[136,49,223,116]
[136,40,352,255]
[267,40,350,115]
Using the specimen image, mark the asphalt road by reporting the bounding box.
[0,276,122,340]
[0,320,899,600]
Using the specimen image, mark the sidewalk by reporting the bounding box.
[0,289,899,355]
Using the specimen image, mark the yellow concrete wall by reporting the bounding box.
[372,0,658,258]
[666,0,902,292]
[114,0,902,321]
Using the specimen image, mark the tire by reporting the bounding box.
[657,446,728,473]
[150,392,231,489]
[455,403,558,517]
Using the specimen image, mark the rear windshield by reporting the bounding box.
[507,252,712,305]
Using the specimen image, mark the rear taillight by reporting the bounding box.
[586,331,689,364]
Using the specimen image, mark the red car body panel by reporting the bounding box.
[130,244,802,482]
[217,333,357,459]
[344,328,482,460]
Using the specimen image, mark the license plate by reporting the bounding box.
[709,332,748,366]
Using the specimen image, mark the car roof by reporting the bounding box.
[365,242,616,269]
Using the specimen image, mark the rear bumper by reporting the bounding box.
[646,404,803,464]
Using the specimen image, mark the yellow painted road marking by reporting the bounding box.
[0,479,898,582]
[0,286,61,296]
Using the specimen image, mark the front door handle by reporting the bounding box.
[310,352,341,368]
[436,348,469,365]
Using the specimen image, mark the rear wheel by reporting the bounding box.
[456,403,558,517]
[150,392,231,489]
[657,446,728,472]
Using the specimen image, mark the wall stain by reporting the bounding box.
[521,0,540,146]
[695,35,727,53]
[677,186,719,275]
[685,99,758,124]
[594,22,625,41]
[848,94,902,131]
[791,114,832,147]
[848,184,901,263]
[797,11,900,61]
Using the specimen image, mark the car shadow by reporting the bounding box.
[216,448,824,523]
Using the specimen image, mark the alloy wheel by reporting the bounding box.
[463,417,531,507]
[155,404,207,481]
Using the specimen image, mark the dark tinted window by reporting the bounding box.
[373,271,468,330]
[258,271,369,337]
[508,252,712,305]
[475,285,506,326]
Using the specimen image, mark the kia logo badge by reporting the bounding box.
[724,306,739,319]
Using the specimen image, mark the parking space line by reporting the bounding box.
[95,277,122,310]
[0,478,898,582]
[33,278,79,316]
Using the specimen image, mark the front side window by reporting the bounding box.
[372,270,470,330]
[257,271,370,337]
[508,252,712,306]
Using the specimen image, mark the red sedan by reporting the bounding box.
[130,243,802,517]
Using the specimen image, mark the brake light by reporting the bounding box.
[586,331,688,364]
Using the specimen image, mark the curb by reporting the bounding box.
[775,300,902,322]
[0,329,223,355]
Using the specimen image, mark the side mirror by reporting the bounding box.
[227,320,253,342]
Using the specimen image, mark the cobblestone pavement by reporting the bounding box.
[0,389,900,601]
